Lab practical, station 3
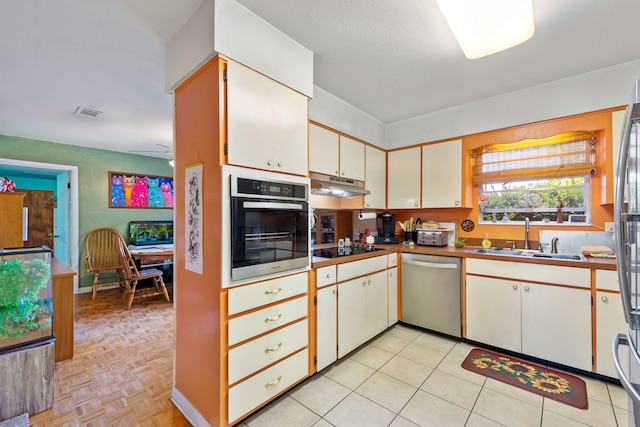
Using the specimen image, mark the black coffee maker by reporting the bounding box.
[375,211,398,244]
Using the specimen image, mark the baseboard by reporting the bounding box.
[170,387,212,427]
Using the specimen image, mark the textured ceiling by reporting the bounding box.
[1,0,640,158]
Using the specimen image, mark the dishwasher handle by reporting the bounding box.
[402,259,458,269]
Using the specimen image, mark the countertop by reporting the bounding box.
[312,243,617,270]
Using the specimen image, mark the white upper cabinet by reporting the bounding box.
[387,147,421,208]
[422,139,462,208]
[226,60,309,176]
[309,123,365,181]
[309,123,339,176]
[365,145,386,209]
[339,135,365,181]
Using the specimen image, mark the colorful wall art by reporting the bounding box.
[109,171,173,209]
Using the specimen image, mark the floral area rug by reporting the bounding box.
[461,348,588,409]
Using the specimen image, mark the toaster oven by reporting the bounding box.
[416,230,449,246]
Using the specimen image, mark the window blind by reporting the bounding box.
[472,131,597,185]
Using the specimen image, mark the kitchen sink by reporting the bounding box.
[471,248,586,261]
[471,248,525,257]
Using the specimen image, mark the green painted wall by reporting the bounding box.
[0,134,173,290]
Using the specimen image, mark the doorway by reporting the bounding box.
[0,158,79,291]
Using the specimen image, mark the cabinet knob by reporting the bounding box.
[264,376,282,389]
[264,287,282,296]
[264,314,282,323]
[267,160,272,166]
[326,274,331,279]
[332,289,337,294]
[512,284,518,290]
[264,342,283,353]
[455,201,460,206]
[342,170,346,176]
[601,296,608,302]
[524,286,530,292]
[367,279,372,285]
[277,161,282,167]
[389,272,393,277]
[335,170,339,175]
[362,281,367,287]
[414,201,419,207]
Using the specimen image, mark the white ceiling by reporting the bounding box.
[2,0,640,159]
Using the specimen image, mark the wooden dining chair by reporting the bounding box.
[85,227,127,299]
[116,234,171,309]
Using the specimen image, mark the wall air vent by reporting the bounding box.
[74,106,102,118]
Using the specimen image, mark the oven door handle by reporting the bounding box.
[243,201,306,210]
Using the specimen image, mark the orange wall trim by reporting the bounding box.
[174,56,227,426]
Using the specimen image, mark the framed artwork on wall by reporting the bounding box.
[108,171,174,209]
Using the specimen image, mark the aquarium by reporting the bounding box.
[129,221,174,246]
[0,246,53,354]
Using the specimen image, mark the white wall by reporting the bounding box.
[309,86,386,148]
[165,0,313,97]
[386,59,640,149]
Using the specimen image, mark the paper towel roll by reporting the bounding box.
[358,212,377,220]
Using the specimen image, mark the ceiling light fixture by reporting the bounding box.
[436,0,535,59]
[74,106,102,118]
[169,159,175,167]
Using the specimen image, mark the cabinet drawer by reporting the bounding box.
[229,319,308,384]
[229,296,308,345]
[387,253,397,268]
[466,258,589,288]
[228,349,308,423]
[596,269,619,291]
[316,265,337,288]
[228,272,308,315]
[338,255,387,282]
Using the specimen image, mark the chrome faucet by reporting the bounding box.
[523,217,530,250]
[551,237,559,254]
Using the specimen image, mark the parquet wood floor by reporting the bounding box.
[28,288,191,426]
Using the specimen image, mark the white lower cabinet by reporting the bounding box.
[387,267,398,327]
[227,273,309,424]
[595,269,627,377]
[338,270,388,357]
[228,349,308,423]
[521,282,591,370]
[466,275,522,353]
[315,254,396,371]
[316,285,337,371]
[228,320,308,384]
[466,260,592,371]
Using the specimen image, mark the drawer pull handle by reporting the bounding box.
[265,342,283,353]
[265,314,283,323]
[264,287,282,296]
[265,376,282,388]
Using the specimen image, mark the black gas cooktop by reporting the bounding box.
[312,245,386,259]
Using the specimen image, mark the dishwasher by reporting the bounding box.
[401,253,461,337]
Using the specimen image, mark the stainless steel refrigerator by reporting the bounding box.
[614,79,640,427]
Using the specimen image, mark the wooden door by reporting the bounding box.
[19,189,55,250]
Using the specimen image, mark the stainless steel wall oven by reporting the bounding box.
[227,168,310,282]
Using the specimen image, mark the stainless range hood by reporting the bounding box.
[310,172,370,197]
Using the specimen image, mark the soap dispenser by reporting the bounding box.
[482,233,492,249]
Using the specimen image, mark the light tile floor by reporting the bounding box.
[236,324,632,427]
